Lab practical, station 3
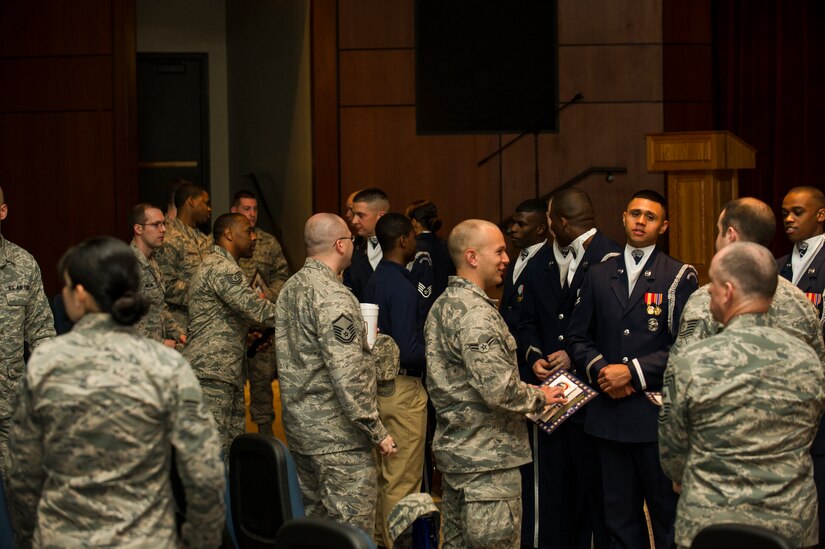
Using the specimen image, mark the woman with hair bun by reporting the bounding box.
[5,237,225,548]
[405,200,455,314]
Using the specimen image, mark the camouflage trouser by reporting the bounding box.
[0,415,8,479]
[199,379,245,466]
[442,468,522,549]
[246,349,276,425]
[375,376,428,548]
[292,448,378,538]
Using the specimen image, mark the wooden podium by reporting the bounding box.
[646,131,756,283]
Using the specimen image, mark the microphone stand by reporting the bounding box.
[477,93,584,198]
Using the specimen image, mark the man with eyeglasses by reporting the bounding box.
[129,203,184,347]
[276,213,395,537]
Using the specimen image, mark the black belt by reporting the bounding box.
[397,367,424,378]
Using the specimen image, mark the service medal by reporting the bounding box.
[648,318,659,332]
[654,306,662,316]
[647,305,655,315]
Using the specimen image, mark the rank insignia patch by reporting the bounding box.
[418,282,432,298]
[332,313,357,344]
[466,337,496,353]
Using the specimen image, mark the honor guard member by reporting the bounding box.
[0,185,55,479]
[518,189,620,549]
[276,213,396,537]
[183,213,278,462]
[129,203,185,347]
[344,188,390,300]
[660,242,825,548]
[501,199,548,344]
[405,200,455,316]
[363,213,429,548]
[567,190,698,549]
[155,182,213,332]
[778,186,825,324]
[425,219,566,549]
[6,237,225,548]
[230,190,290,435]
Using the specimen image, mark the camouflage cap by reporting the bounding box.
[388,493,439,542]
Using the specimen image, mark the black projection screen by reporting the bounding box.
[415,0,559,134]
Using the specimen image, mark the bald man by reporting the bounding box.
[0,186,55,478]
[425,219,565,548]
[660,242,825,548]
[276,213,395,537]
[183,213,278,462]
[518,188,620,549]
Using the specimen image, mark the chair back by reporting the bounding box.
[274,517,376,549]
[229,434,304,547]
[691,523,794,549]
[0,478,15,548]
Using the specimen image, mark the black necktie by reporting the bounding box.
[631,249,644,264]
[560,246,572,258]
[799,242,809,258]
[369,236,379,249]
[520,249,529,261]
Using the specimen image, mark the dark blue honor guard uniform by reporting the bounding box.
[778,243,825,547]
[343,240,375,301]
[517,232,620,549]
[567,249,698,549]
[408,232,454,317]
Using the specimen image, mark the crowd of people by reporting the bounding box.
[0,180,824,548]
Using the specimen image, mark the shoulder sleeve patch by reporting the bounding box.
[678,319,700,339]
[224,271,243,285]
[465,336,496,353]
[332,313,357,344]
[417,282,432,298]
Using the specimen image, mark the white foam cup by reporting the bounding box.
[360,303,379,349]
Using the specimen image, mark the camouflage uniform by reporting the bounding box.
[275,258,388,537]
[5,313,225,548]
[388,493,439,548]
[672,276,825,362]
[659,313,825,547]
[0,235,55,478]
[237,227,290,430]
[424,276,547,549]
[129,241,183,343]
[154,217,212,332]
[183,245,278,462]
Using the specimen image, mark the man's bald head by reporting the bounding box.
[212,212,248,241]
[305,213,349,255]
[788,186,825,209]
[448,219,496,266]
[713,242,778,300]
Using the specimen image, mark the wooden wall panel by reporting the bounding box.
[338,0,414,49]
[559,45,662,102]
[339,107,500,233]
[0,1,112,56]
[0,57,113,112]
[559,0,661,44]
[0,0,137,296]
[339,50,415,106]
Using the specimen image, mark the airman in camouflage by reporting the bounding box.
[129,203,185,345]
[387,493,439,549]
[0,186,55,479]
[275,213,396,537]
[424,220,563,548]
[231,190,290,434]
[672,198,825,361]
[154,183,213,331]
[183,214,278,463]
[660,242,825,548]
[5,237,225,549]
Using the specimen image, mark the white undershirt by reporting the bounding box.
[792,234,824,286]
[367,236,383,270]
[512,241,545,283]
[624,244,655,297]
[566,228,597,286]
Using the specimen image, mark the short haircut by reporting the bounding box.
[165,179,190,207]
[405,200,442,232]
[550,188,595,227]
[720,198,776,247]
[375,213,413,253]
[129,203,160,227]
[515,198,548,215]
[714,242,778,300]
[304,213,347,255]
[212,212,246,241]
[174,183,207,210]
[232,189,257,207]
[629,189,668,218]
[447,219,497,266]
[787,186,825,210]
[353,188,389,207]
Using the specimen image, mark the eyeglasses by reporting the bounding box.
[333,236,356,247]
[139,221,166,229]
